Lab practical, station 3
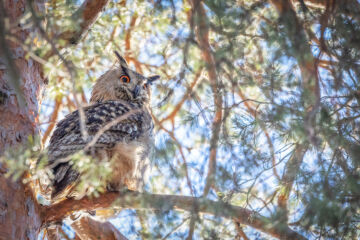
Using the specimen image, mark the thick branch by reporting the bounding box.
[42,191,306,240]
[59,0,110,45]
[43,0,110,59]
[72,216,128,240]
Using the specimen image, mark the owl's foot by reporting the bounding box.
[106,183,129,193]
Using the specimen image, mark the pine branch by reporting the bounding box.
[42,191,307,240]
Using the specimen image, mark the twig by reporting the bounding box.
[161,217,190,240]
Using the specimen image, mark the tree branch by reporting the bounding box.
[59,0,110,45]
[271,0,316,226]
[271,0,320,145]
[189,0,223,197]
[277,144,307,222]
[42,191,307,240]
[71,216,128,240]
[41,95,62,145]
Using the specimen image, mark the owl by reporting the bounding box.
[42,52,159,202]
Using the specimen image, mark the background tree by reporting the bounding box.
[0,0,359,239]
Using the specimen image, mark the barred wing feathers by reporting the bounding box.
[47,100,152,198]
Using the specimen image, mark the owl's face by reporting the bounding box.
[90,52,159,105]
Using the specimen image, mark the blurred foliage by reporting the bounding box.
[2,0,360,239]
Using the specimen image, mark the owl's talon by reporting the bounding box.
[106,183,128,193]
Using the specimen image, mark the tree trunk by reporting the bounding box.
[0,0,45,239]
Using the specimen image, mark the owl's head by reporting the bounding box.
[90,51,159,105]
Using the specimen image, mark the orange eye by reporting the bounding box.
[120,75,130,83]
[143,83,148,89]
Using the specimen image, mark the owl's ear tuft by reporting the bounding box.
[114,51,128,67]
[147,75,160,84]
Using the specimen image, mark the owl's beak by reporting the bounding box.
[133,85,141,98]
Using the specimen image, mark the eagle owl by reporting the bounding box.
[43,52,159,202]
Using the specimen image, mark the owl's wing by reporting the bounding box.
[46,100,152,198]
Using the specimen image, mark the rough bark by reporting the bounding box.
[72,216,128,240]
[0,0,109,239]
[0,0,46,239]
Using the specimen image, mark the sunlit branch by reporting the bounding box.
[42,96,62,146]
[234,220,249,240]
[189,0,223,197]
[159,68,203,126]
[124,12,139,66]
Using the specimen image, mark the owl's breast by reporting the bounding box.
[108,135,152,191]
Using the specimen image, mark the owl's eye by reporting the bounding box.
[120,75,130,83]
[143,83,148,89]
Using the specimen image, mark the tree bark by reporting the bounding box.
[0,0,113,238]
[0,0,46,239]
[71,216,128,240]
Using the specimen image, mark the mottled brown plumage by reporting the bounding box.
[43,52,159,202]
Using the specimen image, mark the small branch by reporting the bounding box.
[124,12,138,61]
[237,88,280,181]
[42,191,307,240]
[161,217,189,240]
[153,115,194,196]
[28,0,89,142]
[41,95,62,145]
[234,220,249,240]
[189,0,223,197]
[277,144,307,222]
[159,68,202,125]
